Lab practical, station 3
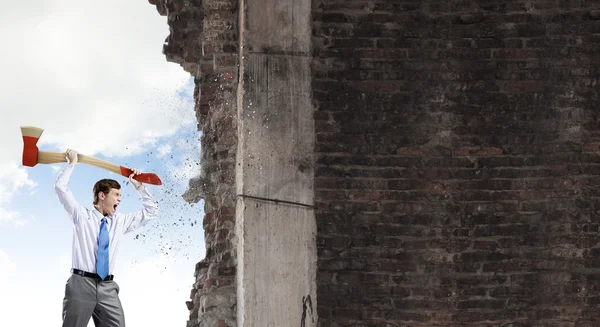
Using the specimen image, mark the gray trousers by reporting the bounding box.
[62,274,126,327]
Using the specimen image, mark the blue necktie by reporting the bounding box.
[97,217,110,280]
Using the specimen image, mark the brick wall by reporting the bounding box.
[313,1,600,326]
[148,0,238,326]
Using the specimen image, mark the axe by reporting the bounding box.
[20,126,162,185]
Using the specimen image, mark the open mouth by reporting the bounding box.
[113,204,118,211]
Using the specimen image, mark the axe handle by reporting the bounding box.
[37,151,162,185]
[38,151,122,175]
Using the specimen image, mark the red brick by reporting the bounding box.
[476,147,504,156]
[583,143,600,152]
[215,54,236,67]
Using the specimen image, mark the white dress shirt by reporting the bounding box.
[55,164,159,275]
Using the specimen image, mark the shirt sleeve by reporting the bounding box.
[54,164,85,223]
[122,185,159,234]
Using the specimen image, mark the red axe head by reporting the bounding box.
[20,126,43,167]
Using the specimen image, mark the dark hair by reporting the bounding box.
[93,179,121,205]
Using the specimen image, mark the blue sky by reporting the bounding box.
[0,1,206,326]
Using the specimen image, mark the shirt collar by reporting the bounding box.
[94,207,114,222]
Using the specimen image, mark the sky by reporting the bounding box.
[0,0,205,326]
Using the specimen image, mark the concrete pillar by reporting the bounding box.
[235,0,316,325]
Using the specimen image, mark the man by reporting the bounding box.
[55,148,159,327]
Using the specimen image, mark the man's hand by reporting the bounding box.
[129,168,143,189]
[66,149,78,165]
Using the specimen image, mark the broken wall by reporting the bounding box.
[149,0,600,326]
[149,0,239,326]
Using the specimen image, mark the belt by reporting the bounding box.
[71,268,114,281]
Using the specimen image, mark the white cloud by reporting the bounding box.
[0,208,19,225]
[0,249,21,326]
[1,0,194,158]
[0,162,36,193]
[0,252,78,327]
[156,144,173,158]
[0,162,36,227]
[118,253,192,327]
[58,252,72,272]
[0,209,28,228]
[0,249,17,281]
[164,137,202,182]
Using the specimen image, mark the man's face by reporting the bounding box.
[100,188,121,216]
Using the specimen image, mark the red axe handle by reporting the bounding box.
[38,151,162,186]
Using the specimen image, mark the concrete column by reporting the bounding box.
[235,0,316,326]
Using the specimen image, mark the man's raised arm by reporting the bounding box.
[122,170,159,233]
[54,149,84,221]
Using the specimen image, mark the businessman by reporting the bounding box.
[55,149,159,327]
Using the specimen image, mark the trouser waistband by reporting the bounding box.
[71,268,114,281]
